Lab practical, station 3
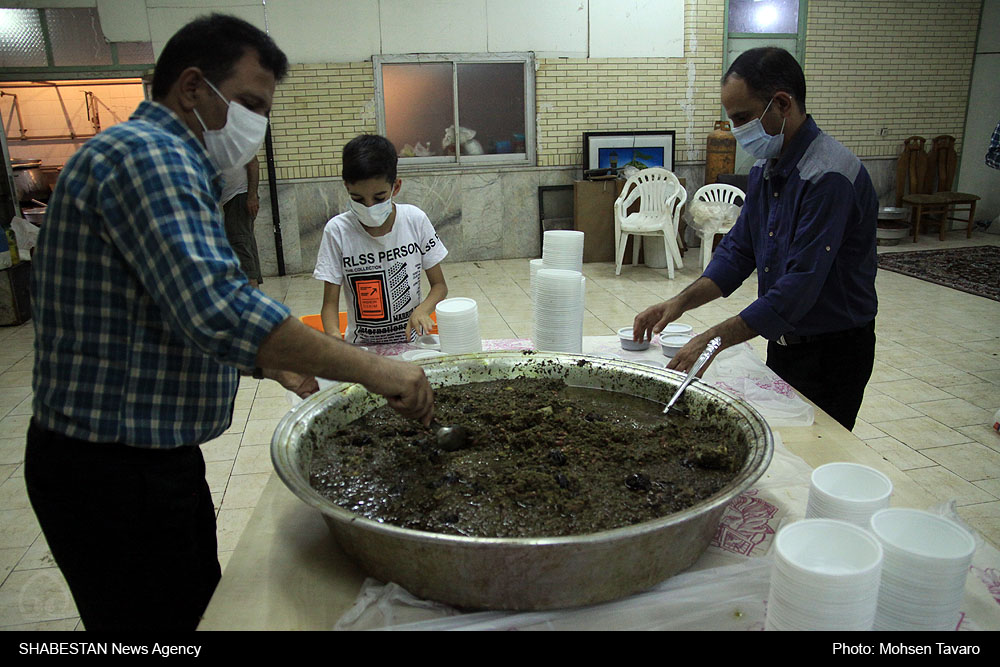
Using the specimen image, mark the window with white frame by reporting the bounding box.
[374,53,535,167]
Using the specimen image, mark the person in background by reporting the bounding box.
[633,46,878,431]
[221,155,262,287]
[26,14,433,632]
[314,134,448,344]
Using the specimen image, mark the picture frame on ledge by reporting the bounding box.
[583,130,676,173]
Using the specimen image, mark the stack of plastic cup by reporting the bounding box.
[806,462,893,528]
[542,230,585,273]
[533,268,585,353]
[435,297,482,354]
[765,519,884,631]
[529,258,546,303]
[869,508,976,631]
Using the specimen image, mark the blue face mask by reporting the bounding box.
[731,97,785,160]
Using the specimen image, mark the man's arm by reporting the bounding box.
[246,156,260,219]
[256,316,434,425]
[633,276,724,342]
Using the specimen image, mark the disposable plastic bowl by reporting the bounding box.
[659,334,693,358]
[618,327,649,351]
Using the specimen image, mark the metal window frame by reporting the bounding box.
[373,52,536,169]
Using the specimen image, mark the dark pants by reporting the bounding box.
[765,322,876,431]
[24,421,221,631]
[223,192,262,283]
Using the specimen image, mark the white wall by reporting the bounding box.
[957,0,1000,228]
[83,0,684,64]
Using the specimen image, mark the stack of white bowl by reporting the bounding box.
[806,463,893,528]
[765,519,884,631]
[542,230,585,273]
[435,297,482,354]
[533,268,585,353]
[869,508,976,631]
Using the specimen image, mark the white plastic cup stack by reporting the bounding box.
[806,462,893,528]
[529,258,546,303]
[542,230,585,273]
[869,508,976,631]
[765,519,884,631]
[533,268,585,353]
[435,297,482,354]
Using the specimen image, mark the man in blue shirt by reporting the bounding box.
[634,47,877,431]
[26,15,433,631]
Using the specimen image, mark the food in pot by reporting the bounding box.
[306,377,746,538]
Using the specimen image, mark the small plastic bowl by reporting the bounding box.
[659,334,693,357]
[414,334,441,350]
[618,327,649,351]
[662,322,694,336]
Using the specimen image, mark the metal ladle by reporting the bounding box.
[431,420,470,451]
[663,336,722,415]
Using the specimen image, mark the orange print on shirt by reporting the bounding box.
[356,279,386,320]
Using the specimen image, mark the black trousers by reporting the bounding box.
[765,322,876,432]
[24,421,221,632]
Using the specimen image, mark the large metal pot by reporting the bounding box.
[271,351,773,610]
[11,159,49,202]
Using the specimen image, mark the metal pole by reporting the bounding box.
[264,124,285,276]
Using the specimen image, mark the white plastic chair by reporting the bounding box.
[614,168,687,279]
[690,183,745,271]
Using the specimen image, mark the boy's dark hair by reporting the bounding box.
[151,14,289,100]
[723,47,807,114]
[342,135,398,184]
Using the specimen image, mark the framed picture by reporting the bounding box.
[583,130,675,172]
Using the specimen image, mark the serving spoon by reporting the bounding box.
[662,336,722,416]
[431,420,470,451]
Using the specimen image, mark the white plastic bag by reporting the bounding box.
[10,216,39,259]
[687,199,741,237]
[703,342,814,427]
[336,559,772,631]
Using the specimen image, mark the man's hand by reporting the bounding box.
[362,357,435,426]
[246,192,260,220]
[633,299,683,342]
[665,331,720,376]
[265,369,320,398]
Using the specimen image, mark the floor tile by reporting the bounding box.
[870,416,972,450]
[909,398,994,428]
[920,442,1000,482]
[864,436,936,471]
[903,466,995,506]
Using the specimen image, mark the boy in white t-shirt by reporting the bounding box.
[314,134,448,345]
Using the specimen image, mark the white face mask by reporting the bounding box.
[193,79,268,172]
[349,197,394,228]
[731,97,785,160]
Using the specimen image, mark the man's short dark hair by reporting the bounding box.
[342,135,398,184]
[723,47,807,114]
[151,14,288,100]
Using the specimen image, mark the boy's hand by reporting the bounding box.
[405,306,435,341]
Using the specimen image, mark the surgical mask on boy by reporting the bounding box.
[349,197,394,228]
[731,97,785,160]
[193,79,268,172]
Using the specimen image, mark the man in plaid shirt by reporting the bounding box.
[987,118,1000,170]
[26,15,433,631]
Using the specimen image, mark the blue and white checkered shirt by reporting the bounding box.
[987,119,1000,170]
[32,100,291,448]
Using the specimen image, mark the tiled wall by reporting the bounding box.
[264,0,982,180]
[268,62,375,180]
[535,0,724,167]
[2,80,145,167]
[804,0,981,159]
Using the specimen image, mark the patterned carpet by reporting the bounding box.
[877,246,1000,301]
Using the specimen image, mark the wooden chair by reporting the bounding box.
[897,135,980,242]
